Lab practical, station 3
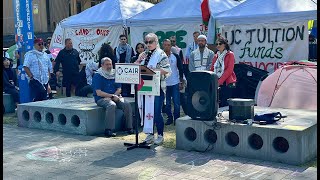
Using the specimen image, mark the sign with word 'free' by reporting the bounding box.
[115,63,140,84]
[221,21,308,73]
[130,23,207,56]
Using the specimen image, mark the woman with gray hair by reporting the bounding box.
[135,33,171,145]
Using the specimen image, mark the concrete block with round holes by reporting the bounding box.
[176,106,317,165]
[17,97,135,135]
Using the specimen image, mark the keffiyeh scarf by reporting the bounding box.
[116,44,132,63]
[213,50,227,78]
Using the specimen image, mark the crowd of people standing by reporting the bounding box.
[3,32,237,145]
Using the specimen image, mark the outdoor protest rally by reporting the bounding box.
[3,0,317,179]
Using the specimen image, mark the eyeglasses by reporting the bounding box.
[216,43,223,46]
[38,43,44,46]
[145,40,154,44]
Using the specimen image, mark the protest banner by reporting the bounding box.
[221,21,308,72]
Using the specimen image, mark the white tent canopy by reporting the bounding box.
[60,0,154,28]
[215,0,317,25]
[127,0,241,26]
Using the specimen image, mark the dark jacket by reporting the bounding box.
[3,67,17,91]
[54,48,81,76]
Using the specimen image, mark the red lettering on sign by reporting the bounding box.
[96,29,110,36]
[54,35,62,44]
[75,29,90,36]
[239,61,284,72]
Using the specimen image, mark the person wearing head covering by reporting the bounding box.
[3,56,19,106]
[23,38,53,101]
[134,33,171,145]
[188,34,215,72]
[210,34,237,107]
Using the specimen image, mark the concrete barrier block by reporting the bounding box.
[17,97,134,135]
[176,106,317,165]
[3,93,15,113]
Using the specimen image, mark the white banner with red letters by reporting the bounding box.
[51,23,123,64]
[220,21,309,72]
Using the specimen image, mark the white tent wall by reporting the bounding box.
[130,24,208,55]
[49,0,154,64]
[206,0,243,44]
[214,0,317,25]
[60,0,154,28]
[50,23,124,64]
[205,0,317,72]
[128,0,241,55]
[221,21,309,73]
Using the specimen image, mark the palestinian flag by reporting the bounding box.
[139,79,154,92]
[137,78,144,91]
[201,0,210,26]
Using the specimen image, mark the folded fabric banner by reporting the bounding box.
[143,95,155,134]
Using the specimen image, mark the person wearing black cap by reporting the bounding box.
[23,38,53,102]
[54,38,81,97]
[3,56,19,106]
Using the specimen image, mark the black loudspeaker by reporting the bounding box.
[186,71,218,120]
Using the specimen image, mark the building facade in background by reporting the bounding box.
[3,0,104,36]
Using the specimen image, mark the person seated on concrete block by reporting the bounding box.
[3,57,19,107]
[92,57,134,137]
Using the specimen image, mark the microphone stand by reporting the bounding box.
[124,84,151,150]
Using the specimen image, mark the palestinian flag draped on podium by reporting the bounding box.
[131,71,161,96]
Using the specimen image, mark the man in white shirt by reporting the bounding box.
[185,31,200,77]
[162,39,184,125]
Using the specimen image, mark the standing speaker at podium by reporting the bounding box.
[134,33,171,145]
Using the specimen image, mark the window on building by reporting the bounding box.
[91,0,104,7]
[77,2,81,14]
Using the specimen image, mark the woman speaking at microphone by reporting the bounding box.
[134,33,171,145]
[210,34,237,107]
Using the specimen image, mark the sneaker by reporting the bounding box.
[143,134,154,144]
[154,135,164,145]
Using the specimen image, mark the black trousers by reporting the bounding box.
[121,84,133,97]
[219,82,236,107]
[63,75,79,97]
[4,88,19,103]
[75,85,93,97]
[180,64,190,114]
[29,79,48,102]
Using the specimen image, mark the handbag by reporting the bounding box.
[253,112,286,124]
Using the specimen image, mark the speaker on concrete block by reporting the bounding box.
[227,98,255,121]
[186,71,218,120]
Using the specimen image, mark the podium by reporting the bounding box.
[115,63,156,150]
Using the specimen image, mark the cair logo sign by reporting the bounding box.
[115,64,140,85]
